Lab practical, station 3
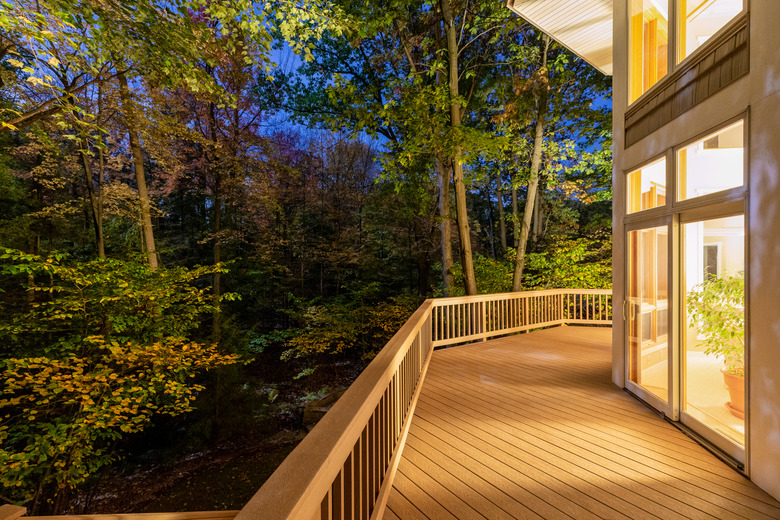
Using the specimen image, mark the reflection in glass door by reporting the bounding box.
[627,226,669,405]
[682,215,745,455]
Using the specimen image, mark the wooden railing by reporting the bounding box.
[235,300,435,520]
[0,507,239,520]
[8,290,610,520]
[236,288,611,520]
[432,288,612,347]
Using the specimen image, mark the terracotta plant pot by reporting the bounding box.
[722,368,745,419]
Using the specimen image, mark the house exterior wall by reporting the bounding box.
[613,0,780,501]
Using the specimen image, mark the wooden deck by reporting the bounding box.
[384,327,780,520]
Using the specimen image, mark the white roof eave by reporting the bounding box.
[507,0,613,76]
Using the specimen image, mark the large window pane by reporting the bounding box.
[627,158,666,214]
[628,226,669,403]
[678,121,743,201]
[678,0,743,62]
[629,0,668,103]
[683,215,744,448]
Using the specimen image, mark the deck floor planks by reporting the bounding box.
[412,403,689,520]
[417,384,754,520]
[423,362,780,515]
[384,326,780,520]
[429,335,770,492]
[400,444,523,520]
[424,360,775,508]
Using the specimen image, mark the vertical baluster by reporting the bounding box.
[504,298,509,330]
[460,304,464,338]
[361,428,368,519]
[368,411,375,508]
[332,470,343,520]
[467,302,471,338]
[448,304,453,340]
[352,444,360,520]
[343,453,352,520]
[383,390,389,471]
[508,298,512,328]
[321,490,331,520]
[433,306,438,342]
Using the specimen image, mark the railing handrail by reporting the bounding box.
[430,288,612,348]
[12,290,611,520]
[235,300,435,520]
[236,288,611,520]
[431,288,612,304]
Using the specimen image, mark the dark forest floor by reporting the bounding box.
[67,353,368,514]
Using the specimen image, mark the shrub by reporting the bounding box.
[0,249,240,512]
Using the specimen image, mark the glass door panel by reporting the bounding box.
[682,215,745,454]
[628,226,669,404]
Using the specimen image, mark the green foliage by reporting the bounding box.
[446,255,513,296]
[444,234,611,296]
[0,249,240,508]
[523,235,612,290]
[281,291,419,362]
[686,273,745,376]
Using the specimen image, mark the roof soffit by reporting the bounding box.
[507,0,613,75]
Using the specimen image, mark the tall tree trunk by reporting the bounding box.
[441,0,477,295]
[208,101,222,344]
[487,186,496,259]
[436,155,455,295]
[532,180,545,241]
[512,35,551,292]
[414,217,432,296]
[511,183,519,248]
[75,120,105,259]
[213,189,222,341]
[495,173,507,254]
[117,69,158,270]
[433,30,455,297]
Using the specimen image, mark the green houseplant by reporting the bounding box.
[686,272,745,418]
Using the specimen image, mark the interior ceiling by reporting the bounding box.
[506,0,614,75]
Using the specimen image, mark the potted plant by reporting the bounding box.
[686,272,745,418]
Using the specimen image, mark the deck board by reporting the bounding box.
[384,327,780,520]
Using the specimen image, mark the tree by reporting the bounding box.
[511,33,550,291]
[272,0,536,295]
[0,249,240,512]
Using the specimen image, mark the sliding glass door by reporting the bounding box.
[624,118,746,463]
[627,225,670,412]
[681,215,745,460]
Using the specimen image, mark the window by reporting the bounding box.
[627,157,666,214]
[678,0,744,62]
[629,0,745,105]
[629,0,669,103]
[683,215,745,446]
[677,120,744,201]
[627,225,669,403]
